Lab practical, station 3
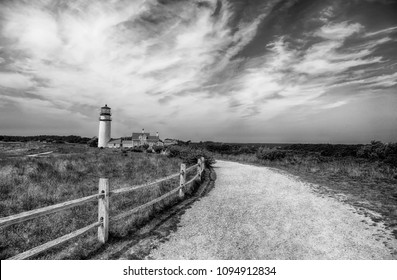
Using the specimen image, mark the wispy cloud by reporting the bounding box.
[217,19,394,121]
[365,25,397,37]
[314,21,363,40]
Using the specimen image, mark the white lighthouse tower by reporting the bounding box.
[98,104,111,148]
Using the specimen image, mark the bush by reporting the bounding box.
[153,146,164,154]
[284,143,360,158]
[320,148,334,157]
[384,154,397,168]
[167,146,183,158]
[256,148,287,161]
[357,141,397,163]
[131,147,143,153]
[167,146,215,167]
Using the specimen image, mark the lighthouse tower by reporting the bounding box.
[98,104,111,148]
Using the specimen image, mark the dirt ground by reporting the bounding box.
[146,160,397,259]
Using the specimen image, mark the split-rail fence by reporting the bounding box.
[0,157,206,260]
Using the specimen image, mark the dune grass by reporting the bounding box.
[0,145,201,259]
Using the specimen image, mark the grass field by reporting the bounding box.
[0,142,202,259]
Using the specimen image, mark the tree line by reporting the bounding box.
[0,135,91,144]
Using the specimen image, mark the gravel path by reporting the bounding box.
[148,160,397,259]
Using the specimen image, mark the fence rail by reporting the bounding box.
[0,194,101,228]
[8,221,102,260]
[110,172,180,195]
[0,157,205,260]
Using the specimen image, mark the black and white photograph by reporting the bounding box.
[0,0,396,278]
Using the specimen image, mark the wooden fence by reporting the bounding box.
[0,157,206,260]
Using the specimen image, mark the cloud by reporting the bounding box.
[314,21,363,40]
[319,6,334,22]
[0,0,271,130]
[218,20,393,120]
[0,72,35,89]
[294,22,385,75]
[365,26,397,37]
[321,100,348,110]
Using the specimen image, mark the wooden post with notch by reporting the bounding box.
[179,164,186,198]
[197,158,202,180]
[98,178,109,244]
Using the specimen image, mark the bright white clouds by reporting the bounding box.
[314,22,362,40]
[0,0,255,133]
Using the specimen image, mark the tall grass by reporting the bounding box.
[218,148,397,181]
[0,148,201,259]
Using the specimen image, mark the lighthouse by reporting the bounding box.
[98,104,111,148]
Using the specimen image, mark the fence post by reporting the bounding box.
[98,178,109,244]
[197,158,202,180]
[179,163,186,198]
[201,157,205,174]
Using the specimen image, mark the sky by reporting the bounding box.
[0,0,396,143]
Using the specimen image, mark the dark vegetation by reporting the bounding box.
[0,135,91,144]
[0,142,211,259]
[165,145,215,167]
[194,140,397,238]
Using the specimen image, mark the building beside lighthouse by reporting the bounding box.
[97,105,163,148]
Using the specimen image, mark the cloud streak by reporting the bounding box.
[218,18,395,124]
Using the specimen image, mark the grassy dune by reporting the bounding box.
[0,144,201,259]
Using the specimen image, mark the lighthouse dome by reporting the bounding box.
[100,104,111,116]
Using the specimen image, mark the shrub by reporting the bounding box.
[384,154,397,168]
[320,147,334,157]
[153,146,163,154]
[167,146,215,167]
[131,147,143,153]
[357,141,397,163]
[167,146,182,158]
[256,148,287,161]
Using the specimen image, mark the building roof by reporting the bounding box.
[132,132,150,140]
[147,137,160,142]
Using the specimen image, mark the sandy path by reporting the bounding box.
[148,160,396,259]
